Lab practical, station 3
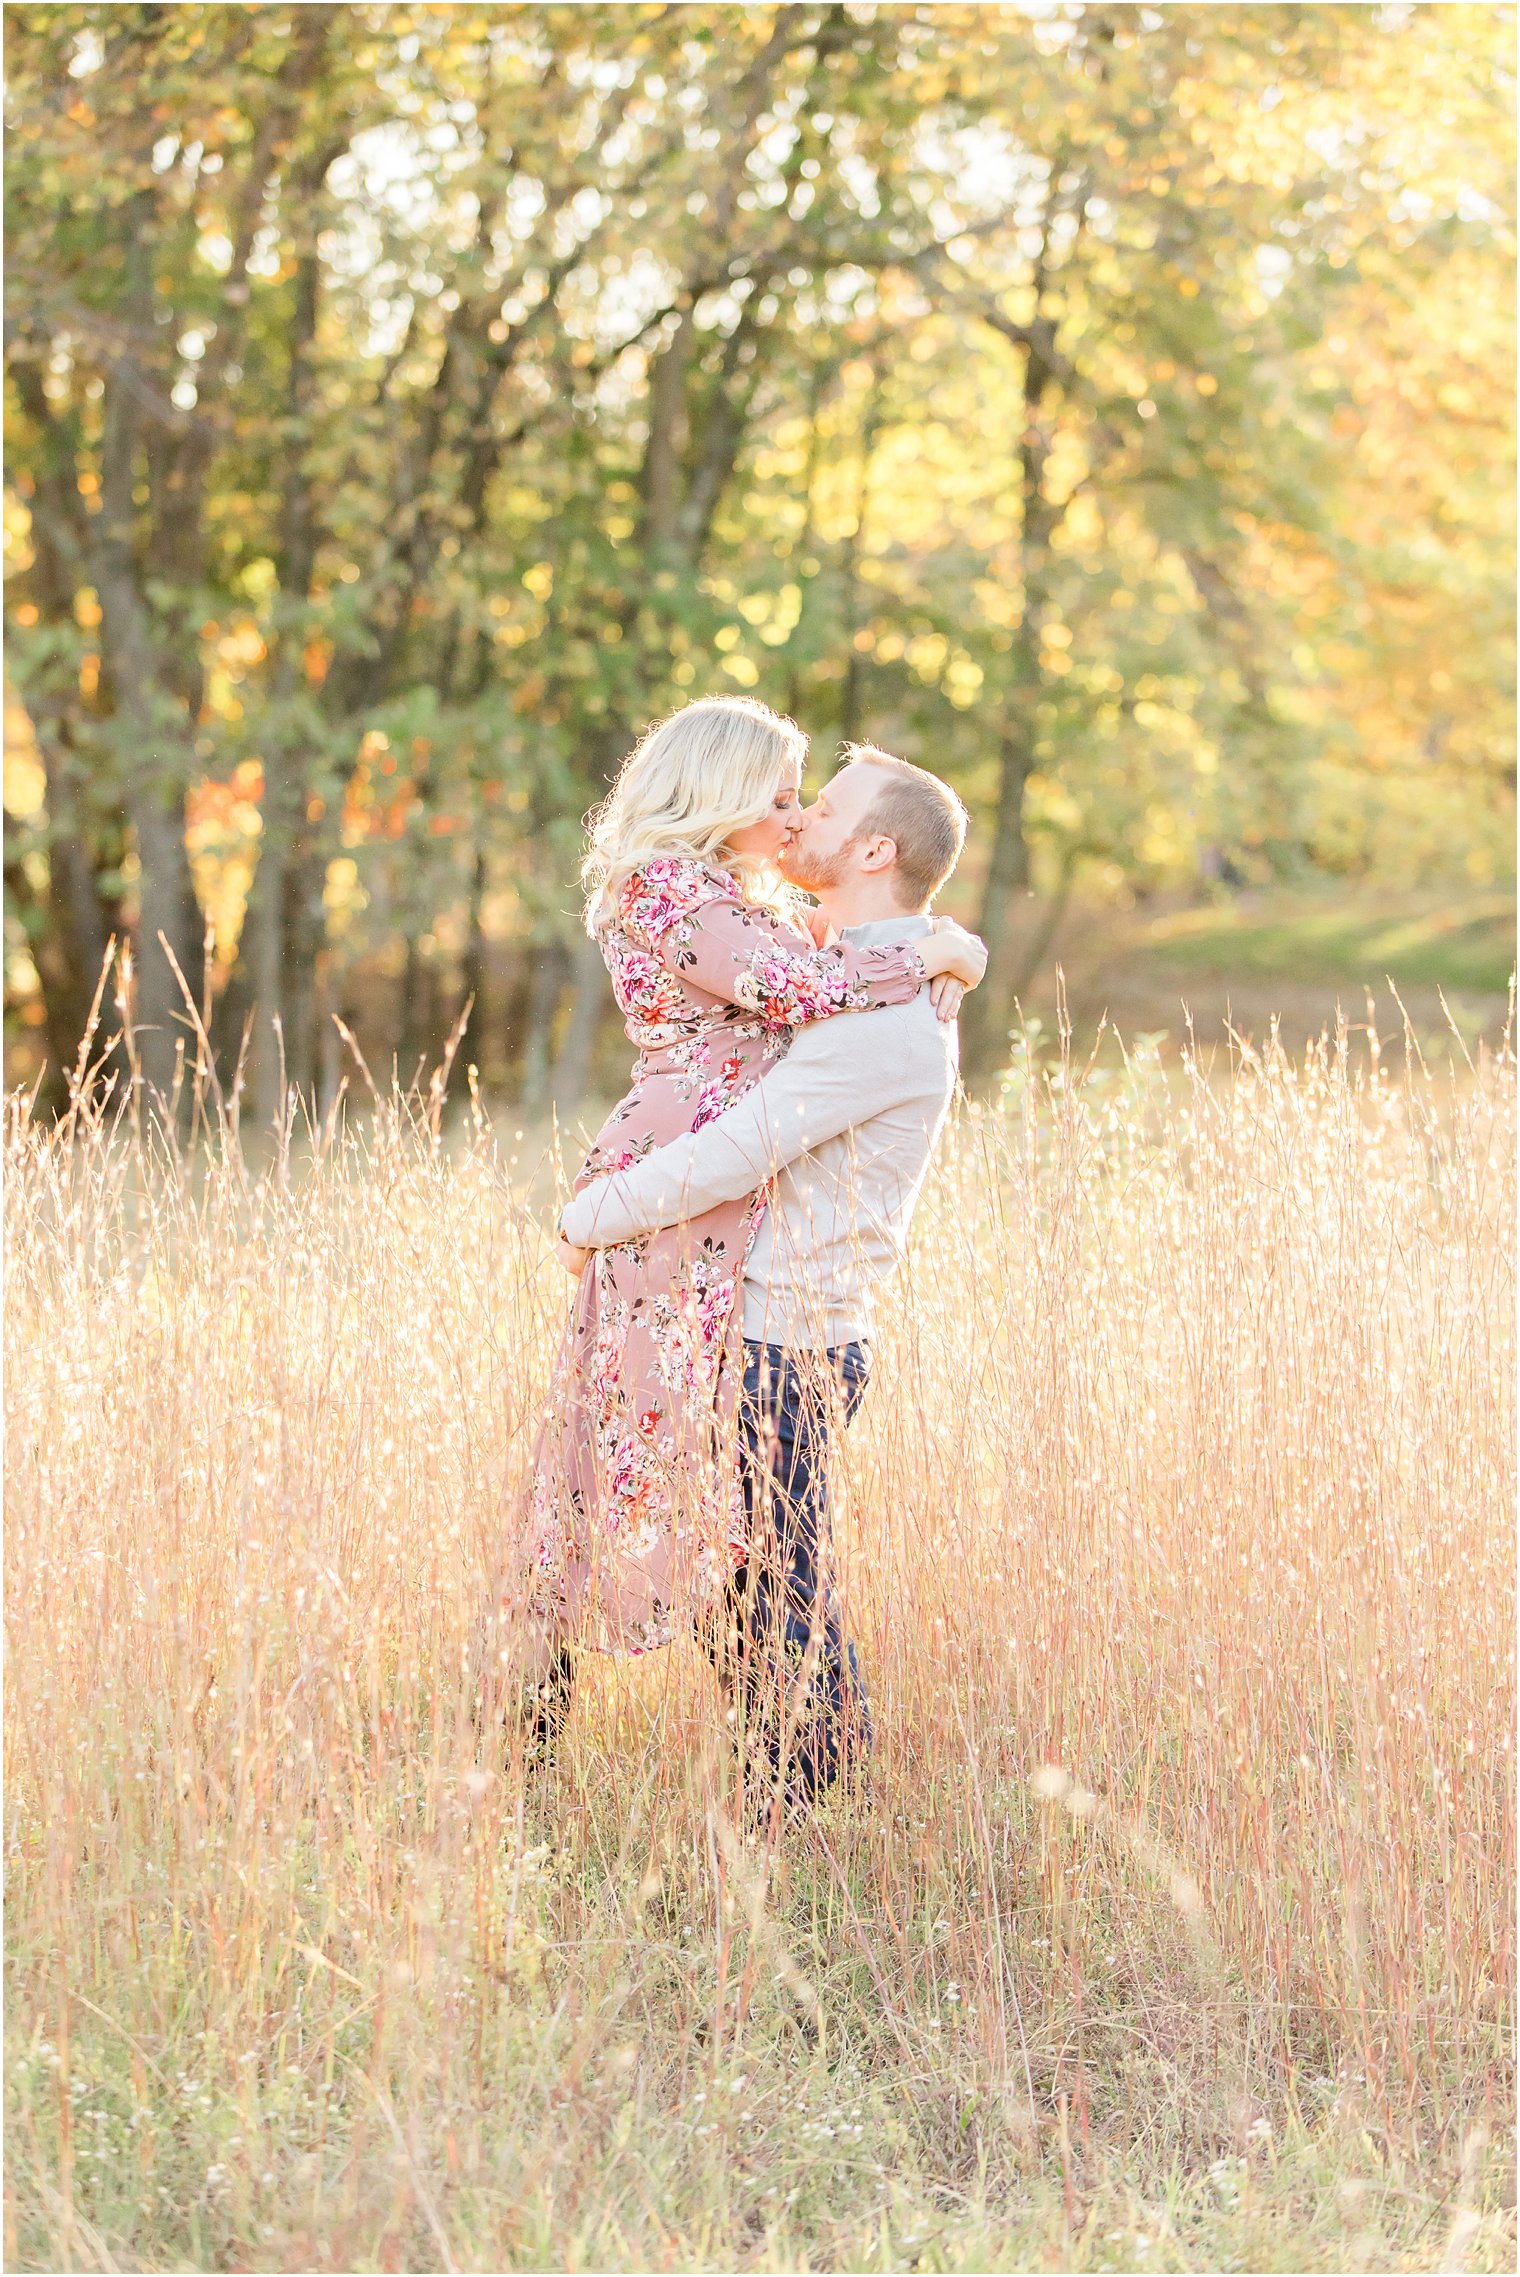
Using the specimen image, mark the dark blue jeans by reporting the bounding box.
[706,1338,874,1807]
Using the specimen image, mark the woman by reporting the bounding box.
[509,696,984,1717]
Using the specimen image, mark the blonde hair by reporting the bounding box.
[582,695,808,935]
[841,743,969,909]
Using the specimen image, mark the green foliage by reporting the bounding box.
[4,2,1514,1100]
[1141,890,1518,996]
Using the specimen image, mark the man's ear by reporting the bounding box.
[857,833,898,876]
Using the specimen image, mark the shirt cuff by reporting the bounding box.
[560,1190,598,1245]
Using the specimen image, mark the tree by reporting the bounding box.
[6,3,1513,1109]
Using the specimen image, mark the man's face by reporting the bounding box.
[779,763,887,893]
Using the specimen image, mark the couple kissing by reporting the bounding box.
[492,694,987,1830]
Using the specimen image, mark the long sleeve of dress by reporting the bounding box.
[619,858,923,1030]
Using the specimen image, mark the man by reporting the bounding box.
[557,744,977,1817]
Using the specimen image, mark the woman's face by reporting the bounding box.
[724,758,805,864]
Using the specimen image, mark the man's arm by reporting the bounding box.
[561,1003,938,1247]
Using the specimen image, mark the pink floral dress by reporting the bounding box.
[527,855,926,1653]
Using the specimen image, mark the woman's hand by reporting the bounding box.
[929,974,967,1022]
[556,1231,590,1277]
[918,917,988,992]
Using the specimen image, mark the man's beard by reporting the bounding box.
[780,837,854,894]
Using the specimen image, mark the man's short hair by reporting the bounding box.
[840,743,969,910]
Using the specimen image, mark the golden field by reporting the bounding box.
[4,1011,1515,2274]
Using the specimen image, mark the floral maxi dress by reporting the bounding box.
[527,856,926,1653]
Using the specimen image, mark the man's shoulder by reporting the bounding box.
[785,989,956,1082]
[877,986,958,1049]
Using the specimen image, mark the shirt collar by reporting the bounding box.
[838,912,935,949]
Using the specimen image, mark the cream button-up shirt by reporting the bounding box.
[560,914,959,1350]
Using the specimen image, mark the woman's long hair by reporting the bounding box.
[581,695,808,936]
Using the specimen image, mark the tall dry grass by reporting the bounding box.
[5,995,1515,2273]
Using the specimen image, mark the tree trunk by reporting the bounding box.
[520,936,570,1114]
[315,952,343,1122]
[87,201,199,1104]
[237,753,323,1119]
[242,762,292,1128]
[549,929,610,1114]
[458,841,489,1074]
[1010,851,1075,1004]
[281,842,328,1099]
[964,284,1062,1075]
[100,767,192,1108]
[118,785,195,1102]
[398,935,435,1091]
[964,716,1037,1073]
[838,372,884,747]
[642,303,697,559]
[5,845,104,1110]
[786,371,827,725]
[238,139,331,1120]
[33,736,115,1100]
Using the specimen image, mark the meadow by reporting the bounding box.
[5,1003,1515,2275]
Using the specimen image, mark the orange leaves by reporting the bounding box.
[379,782,415,839]
[342,734,432,842]
[219,621,265,670]
[343,772,413,842]
[186,760,262,836]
